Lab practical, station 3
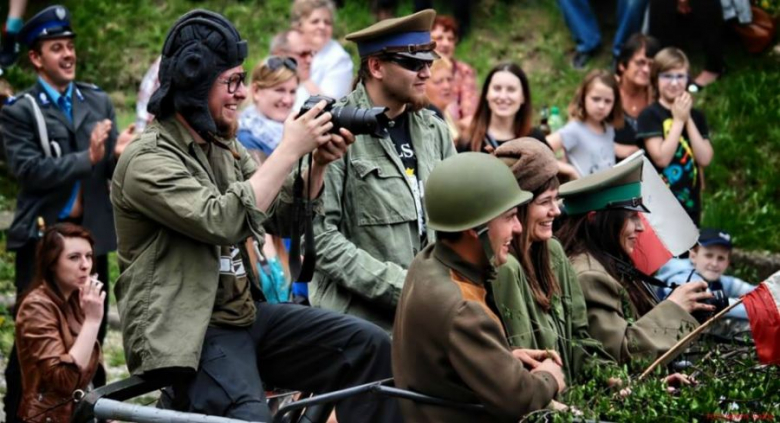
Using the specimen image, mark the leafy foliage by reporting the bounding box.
[529,339,780,422]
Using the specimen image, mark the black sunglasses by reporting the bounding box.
[384,55,433,73]
[266,56,298,72]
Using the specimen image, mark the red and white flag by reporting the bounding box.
[615,152,699,275]
[743,270,780,365]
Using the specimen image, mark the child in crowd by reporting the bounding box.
[636,47,713,225]
[547,69,624,177]
[656,228,755,321]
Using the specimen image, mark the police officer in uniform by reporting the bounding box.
[1,5,129,419]
[312,9,456,330]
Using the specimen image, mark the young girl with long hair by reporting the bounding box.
[547,69,624,177]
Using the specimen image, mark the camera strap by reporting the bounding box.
[288,154,317,282]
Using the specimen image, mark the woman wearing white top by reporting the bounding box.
[292,0,354,100]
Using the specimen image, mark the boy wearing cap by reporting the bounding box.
[393,153,565,423]
[312,9,455,330]
[1,5,133,419]
[656,228,755,321]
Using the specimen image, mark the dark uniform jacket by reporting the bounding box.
[1,81,118,255]
[393,243,559,423]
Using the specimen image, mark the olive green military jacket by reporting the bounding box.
[311,83,455,330]
[111,117,302,374]
[393,243,559,423]
[571,253,699,365]
[493,239,612,383]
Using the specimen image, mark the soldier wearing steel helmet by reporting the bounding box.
[392,153,566,423]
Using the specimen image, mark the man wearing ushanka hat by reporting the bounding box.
[312,10,456,330]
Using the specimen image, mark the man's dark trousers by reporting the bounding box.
[176,302,402,422]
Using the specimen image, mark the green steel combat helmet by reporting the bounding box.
[425,153,533,232]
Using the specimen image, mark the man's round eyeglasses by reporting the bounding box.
[218,72,248,94]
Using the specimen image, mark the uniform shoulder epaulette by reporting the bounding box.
[4,95,18,105]
[75,81,101,91]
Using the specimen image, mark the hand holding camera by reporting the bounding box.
[669,281,728,320]
[280,99,334,159]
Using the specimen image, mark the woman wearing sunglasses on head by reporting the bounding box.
[291,0,353,100]
[555,161,713,365]
[15,223,105,423]
[238,56,299,163]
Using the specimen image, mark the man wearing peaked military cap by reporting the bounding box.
[311,9,456,331]
[0,4,135,421]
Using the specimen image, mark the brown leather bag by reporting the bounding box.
[732,6,777,54]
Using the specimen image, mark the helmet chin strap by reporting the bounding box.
[475,224,497,268]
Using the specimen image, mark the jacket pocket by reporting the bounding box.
[351,158,417,226]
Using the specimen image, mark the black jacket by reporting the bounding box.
[2,81,118,255]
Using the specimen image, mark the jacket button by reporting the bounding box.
[412,248,418,255]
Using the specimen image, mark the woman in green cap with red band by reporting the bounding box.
[555,160,715,365]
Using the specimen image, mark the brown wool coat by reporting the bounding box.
[393,243,559,423]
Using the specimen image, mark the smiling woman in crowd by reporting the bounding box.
[292,0,353,99]
[238,56,299,162]
[465,62,547,152]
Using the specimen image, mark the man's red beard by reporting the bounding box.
[216,119,238,139]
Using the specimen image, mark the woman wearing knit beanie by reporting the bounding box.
[492,138,613,385]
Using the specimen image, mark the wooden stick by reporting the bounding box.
[639,298,744,380]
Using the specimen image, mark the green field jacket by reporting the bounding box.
[111,117,303,374]
[571,252,699,364]
[311,83,455,330]
[493,239,611,383]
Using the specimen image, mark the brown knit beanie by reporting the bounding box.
[494,137,558,193]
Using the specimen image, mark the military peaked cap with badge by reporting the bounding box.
[19,5,75,47]
[559,159,650,215]
[346,9,439,60]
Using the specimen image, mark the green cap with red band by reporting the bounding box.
[558,159,650,215]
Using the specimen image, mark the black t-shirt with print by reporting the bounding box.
[387,111,427,244]
[387,111,417,175]
[636,102,710,225]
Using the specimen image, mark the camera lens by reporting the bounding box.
[331,106,389,137]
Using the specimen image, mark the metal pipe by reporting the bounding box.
[93,398,265,423]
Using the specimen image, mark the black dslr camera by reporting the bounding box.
[298,95,389,138]
[690,288,729,324]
